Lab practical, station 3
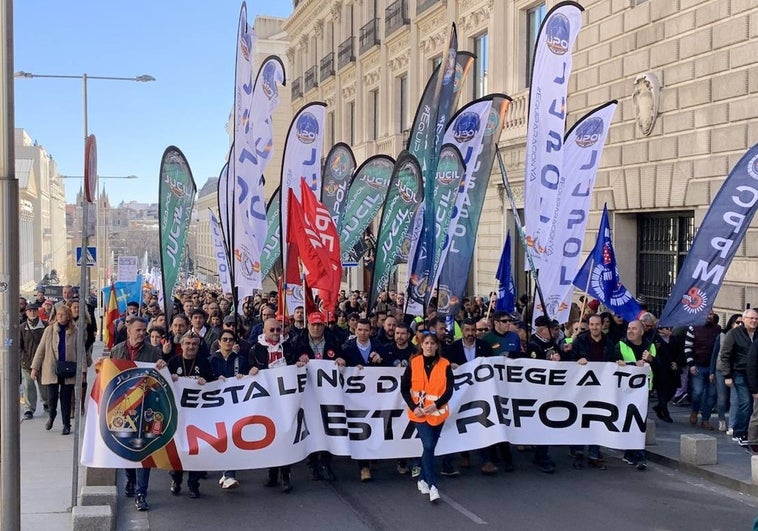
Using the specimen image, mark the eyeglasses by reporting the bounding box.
[220,337,235,342]
[498,319,512,324]
[476,328,489,332]
[268,327,282,332]
[422,330,437,336]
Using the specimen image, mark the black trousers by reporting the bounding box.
[47,379,74,427]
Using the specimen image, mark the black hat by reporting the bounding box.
[534,315,550,327]
[26,303,40,310]
[223,315,237,325]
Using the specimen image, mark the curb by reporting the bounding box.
[645,449,758,497]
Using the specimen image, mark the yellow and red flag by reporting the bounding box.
[103,283,120,350]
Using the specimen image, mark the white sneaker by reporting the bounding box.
[726,428,734,436]
[429,485,440,502]
[221,476,240,489]
[218,474,226,486]
[718,420,727,432]
[417,479,429,494]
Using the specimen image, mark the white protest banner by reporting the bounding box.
[82,358,648,470]
[117,256,139,282]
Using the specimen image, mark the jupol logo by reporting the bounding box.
[323,181,341,197]
[681,286,708,315]
[99,367,177,462]
[296,112,319,144]
[330,151,352,179]
[575,117,604,148]
[545,13,571,55]
[453,111,481,143]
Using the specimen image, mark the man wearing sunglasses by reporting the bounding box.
[249,318,301,492]
[481,311,521,357]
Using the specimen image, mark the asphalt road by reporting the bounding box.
[119,447,758,531]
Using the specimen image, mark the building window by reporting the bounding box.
[473,33,489,98]
[346,101,355,145]
[397,74,407,134]
[637,212,694,317]
[369,89,379,141]
[525,3,547,87]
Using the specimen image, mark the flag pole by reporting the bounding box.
[495,148,550,324]
[578,257,594,320]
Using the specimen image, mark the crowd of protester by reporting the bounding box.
[20,284,758,511]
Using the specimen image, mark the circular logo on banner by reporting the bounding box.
[453,112,481,144]
[575,117,604,148]
[262,61,280,100]
[296,112,319,144]
[240,31,253,61]
[330,148,353,179]
[748,154,758,180]
[680,286,708,315]
[99,367,177,462]
[323,181,341,197]
[546,13,571,55]
[485,107,501,137]
[437,150,460,185]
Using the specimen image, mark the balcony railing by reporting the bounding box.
[385,0,409,36]
[304,65,319,92]
[338,37,355,69]
[291,76,303,99]
[417,0,445,16]
[320,52,335,80]
[359,18,380,54]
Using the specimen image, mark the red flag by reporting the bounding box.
[300,179,342,312]
[103,283,120,350]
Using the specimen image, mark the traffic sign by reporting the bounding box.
[76,246,97,267]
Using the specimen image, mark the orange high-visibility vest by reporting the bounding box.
[407,355,451,426]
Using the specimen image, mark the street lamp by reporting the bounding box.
[14,70,154,509]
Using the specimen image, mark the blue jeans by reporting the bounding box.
[415,421,443,487]
[690,366,716,421]
[731,372,753,437]
[715,371,730,422]
[125,468,151,496]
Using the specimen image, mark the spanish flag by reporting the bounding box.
[103,283,120,350]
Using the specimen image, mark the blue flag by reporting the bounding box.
[659,142,758,327]
[573,205,640,322]
[495,232,516,313]
[101,275,144,314]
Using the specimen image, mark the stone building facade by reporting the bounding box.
[282,0,758,319]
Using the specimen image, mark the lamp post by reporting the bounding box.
[15,71,154,509]
[59,174,139,340]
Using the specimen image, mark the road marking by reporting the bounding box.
[440,493,488,525]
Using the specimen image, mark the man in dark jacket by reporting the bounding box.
[718,309,758,445]
[20,303,47,419]
[445,319,504,475]
[108,316,166,512]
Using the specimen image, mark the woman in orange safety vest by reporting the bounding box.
[400,331,454,503]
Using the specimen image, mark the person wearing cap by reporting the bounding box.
[39,299,54,322]
[20,302,47,419]
[290,312,343,481]
[482,311,521,357]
